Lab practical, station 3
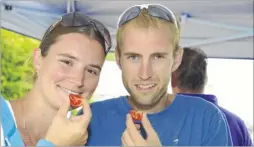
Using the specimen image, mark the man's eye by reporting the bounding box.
[154,55,164,60]
[128,55,139,60]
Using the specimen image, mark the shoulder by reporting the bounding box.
[1,96,17,143]
[176,94,221,115]
[219,106,245,124]
[176,95,232,145]
[219,106,252,141]
[1,97,13,120]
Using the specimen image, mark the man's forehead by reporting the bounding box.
[123,24,171,36]
[122,26,174,42]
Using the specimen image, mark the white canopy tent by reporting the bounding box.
[1,0,253,59]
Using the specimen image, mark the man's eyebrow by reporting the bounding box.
[151,52,169,56]
[123,52,169,56]
[123,52,141,56]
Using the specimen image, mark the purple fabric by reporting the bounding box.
[181,93,253,146]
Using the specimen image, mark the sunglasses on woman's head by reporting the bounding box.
[42,12,112,53]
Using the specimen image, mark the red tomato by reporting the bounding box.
[130,110,143,121]
[69,94,82,109]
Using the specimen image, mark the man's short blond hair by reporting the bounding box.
[116,8,181,54]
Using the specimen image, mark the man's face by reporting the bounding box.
[116,24,182,108]
[34,33,105,109]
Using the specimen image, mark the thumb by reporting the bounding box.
[141,113,156,137]
[80,92,92,121]
[57,100,70,117]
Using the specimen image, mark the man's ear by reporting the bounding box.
[171,47,183,72]
[171,73,176,88]
[115,46,122,70]
[33,48,42,72]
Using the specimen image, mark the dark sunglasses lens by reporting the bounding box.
[118,6,140,27]
[90,19,112,48]
[148,6,172,22]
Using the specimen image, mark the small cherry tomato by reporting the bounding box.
[69,94,82,109]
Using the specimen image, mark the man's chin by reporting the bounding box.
[130,96,154,107]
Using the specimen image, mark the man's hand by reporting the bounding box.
[121,113,162,146]
[44,95,92,146]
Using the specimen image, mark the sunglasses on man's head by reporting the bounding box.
[117,4,178,29]
[42,12,112,53]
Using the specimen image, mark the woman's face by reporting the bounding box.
[34,33,105,109]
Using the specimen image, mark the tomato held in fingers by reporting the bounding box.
[69,94,83,109]
[129,110,147,139]
[130,110,143,124]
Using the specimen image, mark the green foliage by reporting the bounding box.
[105,52,115,61]
[0,29,40,100]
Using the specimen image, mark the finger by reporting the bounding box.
[76,133,88,146]
[80,92,92,119]
[122,129,135,146]
[57,99,70,117]
[141,113,156,137]
[71,98,92,128]
[81,98,92,121]
[121,137,126,146]
[83,132,88,145]
[135,124,141,130]
[126,114,144,144]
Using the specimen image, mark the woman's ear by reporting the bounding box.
[33,48,42,72]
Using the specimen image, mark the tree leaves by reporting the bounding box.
[1,29,39,100]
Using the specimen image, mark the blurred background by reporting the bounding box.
[1,0,253,139]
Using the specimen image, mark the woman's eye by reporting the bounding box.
[86,69,98,75]
[60,60,73,66]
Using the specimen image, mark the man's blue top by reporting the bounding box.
[181,93,253,146]
[86,94,232,146]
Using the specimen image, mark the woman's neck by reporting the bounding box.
[10,88,57,145]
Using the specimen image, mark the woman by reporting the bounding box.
[1,12,112,146]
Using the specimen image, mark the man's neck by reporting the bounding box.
[128,93,175,114]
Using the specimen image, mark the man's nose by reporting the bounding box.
[138,60,153,80]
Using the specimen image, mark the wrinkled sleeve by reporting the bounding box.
[202,109,233,146]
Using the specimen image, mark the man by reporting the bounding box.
[84,4,232,146]
[171,47,253,146]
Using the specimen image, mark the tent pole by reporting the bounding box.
[67,0,76,13]
[183,31,253,47]
[187,18,252,32]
